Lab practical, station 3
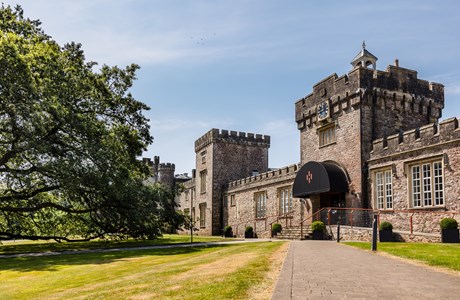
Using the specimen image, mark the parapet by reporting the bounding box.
[371,117,460,159]
[295,64,445,130]
[195,128,271,152]
[142,157,154,166]
[228,164,299,191]
[159,163,175,171]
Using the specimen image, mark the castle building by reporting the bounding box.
[143,156,191,189]
[175,45,460,241]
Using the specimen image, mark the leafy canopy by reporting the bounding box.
[0,5,180,241]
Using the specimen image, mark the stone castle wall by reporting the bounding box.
[368,117,460,233]
[295,64,445,209]
[174,58,458,242]
[177,128,270,236]
[226,164,299,238]
[299,108,362,207]
[142,156,176,189]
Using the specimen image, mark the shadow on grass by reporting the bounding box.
[0,238,201,255]
[0,244,231,273]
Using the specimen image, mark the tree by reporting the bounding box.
[0,5,178,241]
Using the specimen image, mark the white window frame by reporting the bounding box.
[199,203,206,228]
[278,186,293,215]
[409,159,444,208]
[374,168,393,210]
[255,191,267,218]
[200,150,206,164]
[318,124,336,147]
[230,194,236,207]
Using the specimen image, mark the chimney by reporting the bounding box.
[394,59,399,67]
[192,169,196,178]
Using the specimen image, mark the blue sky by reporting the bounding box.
[6,1,460,174]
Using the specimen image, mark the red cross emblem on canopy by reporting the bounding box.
[306,170,313,184]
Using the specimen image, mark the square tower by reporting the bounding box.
[193,129,270,235]
[294,46,444,209]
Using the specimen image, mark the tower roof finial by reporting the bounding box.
[351,41,377,70]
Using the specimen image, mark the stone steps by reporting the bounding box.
[274,226,312,240]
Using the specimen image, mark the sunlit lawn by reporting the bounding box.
[0,241,286,300]
[0,234,231,255]
[344,242,460,271]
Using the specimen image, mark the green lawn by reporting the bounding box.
[0,234,230,255]
[344,242,460,271]
[0,241,286,300]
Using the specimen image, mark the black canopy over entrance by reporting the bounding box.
[292,161,349,197]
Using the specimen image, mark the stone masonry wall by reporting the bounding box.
[368,117,460,233]
[298,105,362,208]
[226,164,299,238]
[211,141,269,235]
[329,226,442,243]
[193,129,270,235]
[193,141,214,236]
[295,64,444,209]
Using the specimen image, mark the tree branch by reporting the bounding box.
[0,201,92,213]
[0,232,105,242]
[0,185,60,202]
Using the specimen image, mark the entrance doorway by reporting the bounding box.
[320,192,345,208]
[319,192,346,226]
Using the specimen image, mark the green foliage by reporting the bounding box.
[0,5,181,241]
[271,223,282,233]
[224,226,232,235]
[245,226,253,233]
[379,221,393,231]
[311,221,325,232]
[440,218,458,230]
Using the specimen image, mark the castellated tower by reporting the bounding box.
[294,45,444,209]
[194,129,270,235]
[142,156,176,189]
[158,162,176,190]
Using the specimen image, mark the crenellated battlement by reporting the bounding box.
[159,163,175,171]
[228,164,298,191]
[195,128,270,152]
[295,64,444,130]
[371,117,460,158]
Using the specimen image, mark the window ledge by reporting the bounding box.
[319,142,337,149]
[409,206,447,211]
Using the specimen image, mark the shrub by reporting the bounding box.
[311,221,325,232]
[224,226,232,235]
[272,223,282,234]
[440,218,458,230]
[245,225,254,233]
[379,221,393,231]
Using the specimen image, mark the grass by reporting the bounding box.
[0,241,286,300]
[344,242,460,271]
[0,234,230,255]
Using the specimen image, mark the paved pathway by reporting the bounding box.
[271,241,460,300]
